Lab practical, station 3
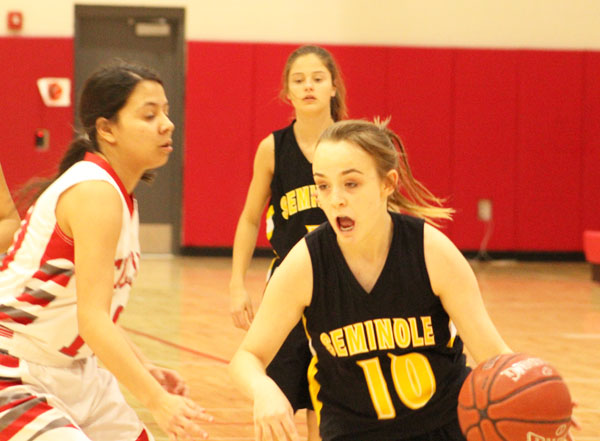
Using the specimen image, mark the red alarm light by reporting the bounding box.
[7,11,23,31]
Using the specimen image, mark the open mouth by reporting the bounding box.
[336,216,355,232]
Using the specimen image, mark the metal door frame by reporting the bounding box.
[74,5,186,253]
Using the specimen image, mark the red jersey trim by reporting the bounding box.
[1,209,33,271]
[83,152,134,216]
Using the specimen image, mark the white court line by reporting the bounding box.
[561,333,600,339]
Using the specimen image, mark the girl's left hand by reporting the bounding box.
[148,364,190,397]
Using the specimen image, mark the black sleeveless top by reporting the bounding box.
[304,213,470,441]
[267,122,327,260]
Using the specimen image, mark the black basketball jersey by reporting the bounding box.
[267,122,327,260]
[304,213,470,441]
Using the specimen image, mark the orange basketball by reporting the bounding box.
[458,353,572,441]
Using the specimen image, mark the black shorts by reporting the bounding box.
[331,417,466,441]
[266,319,314,412]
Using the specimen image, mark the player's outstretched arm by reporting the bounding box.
[230,239,312,441]
[423,223,511,364]
[230,134,275,330]
[58,181,212,440]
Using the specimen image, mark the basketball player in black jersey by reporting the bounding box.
[229,46,347,440]
[230,119,514,441]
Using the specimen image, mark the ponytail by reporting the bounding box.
[317,118,454,227]
[16,135,98,212]
[58,136,96,176]
[382,125,453,226]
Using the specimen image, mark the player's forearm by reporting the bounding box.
[117,325,155,368]
[79,310,165,408]
[229,349,273,400]
[230,216,261,289]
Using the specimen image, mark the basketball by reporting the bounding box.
[457,353,572,441]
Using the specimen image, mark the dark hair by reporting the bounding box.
[317,118,454,226]
[280,45,347,122]
[19,61,163,209]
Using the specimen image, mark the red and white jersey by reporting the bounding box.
[0,153,140,367]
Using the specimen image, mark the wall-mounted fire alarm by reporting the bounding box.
[35,129,50,151]
[7,11,23,31]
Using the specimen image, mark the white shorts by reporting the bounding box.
[0,351,154,441]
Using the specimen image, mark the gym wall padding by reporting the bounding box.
[1,39,599,251]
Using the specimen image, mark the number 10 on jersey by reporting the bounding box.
[357,352,436,419]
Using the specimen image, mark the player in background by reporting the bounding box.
[229,45,347,440]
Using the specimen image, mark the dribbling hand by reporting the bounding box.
[253,378,299,441]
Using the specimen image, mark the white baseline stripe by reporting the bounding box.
[561,333,600,339]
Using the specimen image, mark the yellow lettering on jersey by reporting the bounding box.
[320,333,336,357]
[421,316,435,346]
[280,195,289,220]
[305,225,319,233]
[364,320,378,350]
[322,316,437,358]
[265,205,275,240]
[343,323,368,356]
[330,328,348,357]
[374,319,395,350]
[296,186,311,211]
[393,318,411,348]
[357,358,396,419]
[408,317,424,347]
[389,353,436,410]
[286,190,298,217]
[447,320,457,348]
[310,184,319,207]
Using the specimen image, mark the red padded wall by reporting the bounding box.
[182,42,255,246]
[387,48,454,235]
[452,50,519,250]
[1,37,597,252]
[330,45,389,121]
[582,52,600,232]
[0,37,73,202]
[515,51,584,250]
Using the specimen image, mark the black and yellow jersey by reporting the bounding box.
[267,122,327,260]
[304,213,470,441]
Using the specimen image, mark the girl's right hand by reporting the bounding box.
[149,391,213,441]
[253,378,299,441]
[230,286,255,330]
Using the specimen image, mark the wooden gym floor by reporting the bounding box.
[119,256,600,440]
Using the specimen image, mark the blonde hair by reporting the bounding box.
[280,45,347,122]
[317,118,453,226]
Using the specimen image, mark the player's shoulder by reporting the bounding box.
[257,132,275,151]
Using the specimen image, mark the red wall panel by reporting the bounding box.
[515,51,584,250]
[452,50,519,250]
[182,42,255,246]
[329,45,388,121]
[387,48,454,236]
[582,52,600,232]
[1,37,597,252]
[0,38,73,202]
